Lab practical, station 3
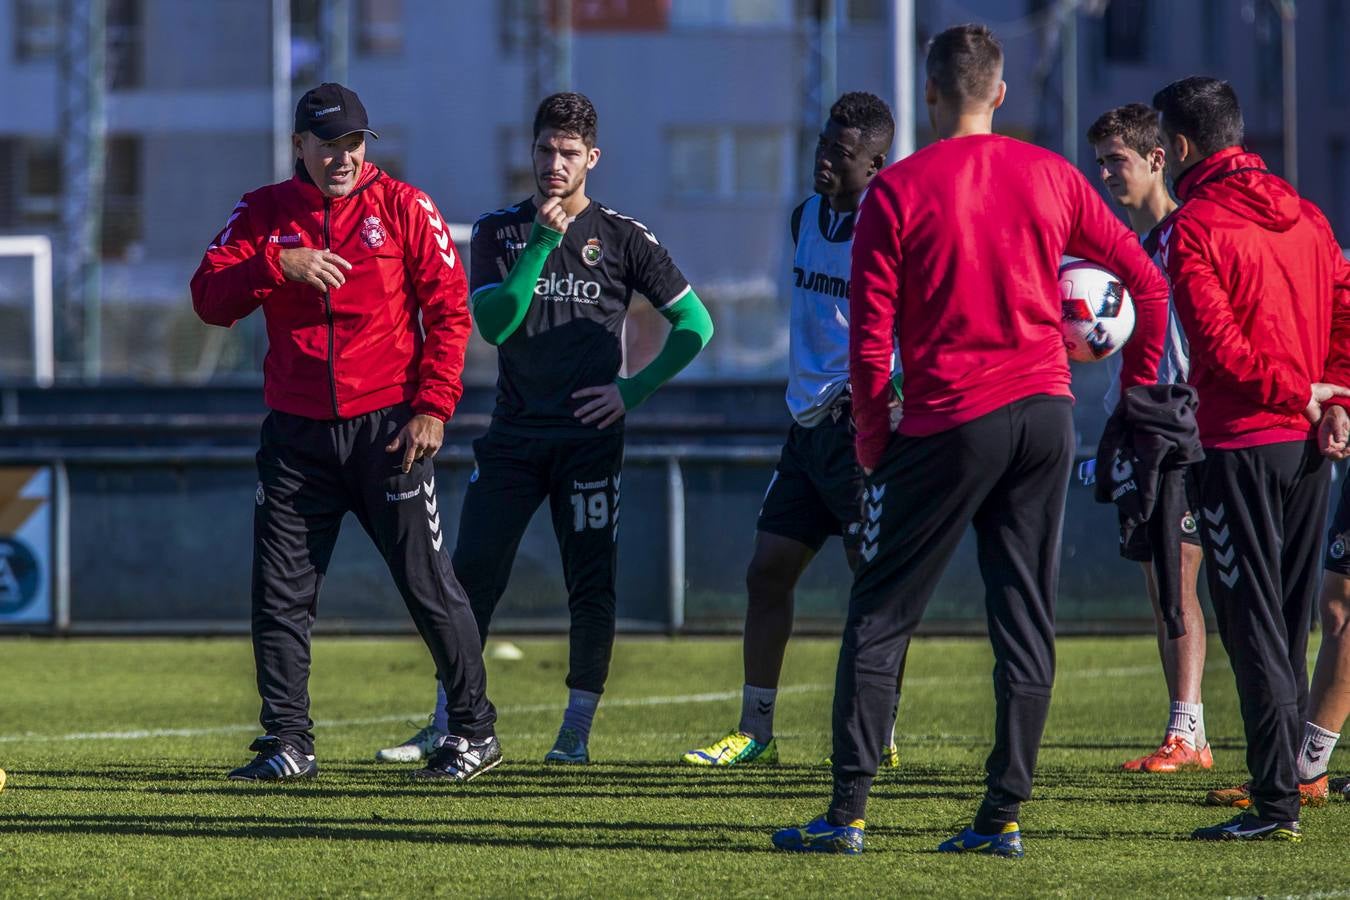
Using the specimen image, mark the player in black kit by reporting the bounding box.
[398,93,713,771]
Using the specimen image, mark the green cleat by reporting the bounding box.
[682,730,778,767]
[544,726,590,764]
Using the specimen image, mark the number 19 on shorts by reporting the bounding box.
[570,491,611,532]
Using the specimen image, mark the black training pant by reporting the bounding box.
[829,396,1074,830]
[252,405,495,754]
[1193,440,1328,822]
[453,424,624,694]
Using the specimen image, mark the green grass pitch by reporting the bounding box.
[0,635,1346,898]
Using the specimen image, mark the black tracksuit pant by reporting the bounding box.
[252,404,495,754]
[453,423,624,694]
[1193,440,1329,822]
[829,395,1074,830]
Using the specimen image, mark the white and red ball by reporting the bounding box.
[1059,261,1136,362]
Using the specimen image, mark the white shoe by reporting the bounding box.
[375,717,446,763]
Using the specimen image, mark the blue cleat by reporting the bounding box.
[544,726,590,764]
[1191,812,1302,842]
[937,822,1025,858]
[771,815,865,854]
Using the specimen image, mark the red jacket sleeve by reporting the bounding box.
[402,189,471,422]
[189,194,286,327]
[1318,216,1350,411]
[1163,217,1309,414]
[849,179,903,471]
[1062,170,1169,392]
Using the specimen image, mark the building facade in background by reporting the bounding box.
[0,0,1345,381]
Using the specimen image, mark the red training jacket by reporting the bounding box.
[849,133,1170,470]
[1160,147,1350,449]
[190,161,470,422]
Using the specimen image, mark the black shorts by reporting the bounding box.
[1325,470,1350,575]
[756,409,863,553]
[1120,508,1202,562]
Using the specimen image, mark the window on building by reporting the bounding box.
[106,0,142,89]
[290,0,323,84]
[358,0,403,55]
[669,130,721,197]
[671,0,793,27]
[1102,0,1147,63]
[14,0,58,61]
[102,136,142,259]
[0,138,60,228]
[670,128,788,199]
[734,131,784,195]
[842,0,886,25]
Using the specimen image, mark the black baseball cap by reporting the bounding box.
[294,83,379,141]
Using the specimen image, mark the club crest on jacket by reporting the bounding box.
[360,216,387,249]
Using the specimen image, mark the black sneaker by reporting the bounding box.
[1191,812,1302,842]
[411,734,502,782]
[227,736,317,781]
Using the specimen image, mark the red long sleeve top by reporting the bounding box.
[190,162,470,422]
[849,134,1170,470]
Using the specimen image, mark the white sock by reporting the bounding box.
[1297,722,1341,782]
[1165,701,1205,749]
[738,684,777,743]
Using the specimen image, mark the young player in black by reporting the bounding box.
[401,93,713,772]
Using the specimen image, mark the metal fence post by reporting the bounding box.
[666,456,686,634]
[53,460,71,634]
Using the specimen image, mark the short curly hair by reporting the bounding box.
[1086,103,1164,159]
[829,92,895,155]
[533,92,598,147]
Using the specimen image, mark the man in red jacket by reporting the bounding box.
[1150,76,1350,842]
[190,83,499,783]
[772,24,1170,856]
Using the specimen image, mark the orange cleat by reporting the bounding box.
[1205,775,1328,809]
[1121,735,1214,772]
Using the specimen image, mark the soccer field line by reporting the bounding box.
[0,663,1177,745]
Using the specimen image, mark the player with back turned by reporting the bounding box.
[383,93,714,772]
[682,92,906,770]
[771,25,1170,856]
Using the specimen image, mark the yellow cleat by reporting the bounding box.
[681,730,777,767]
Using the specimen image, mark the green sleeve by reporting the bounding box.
[470,222,562,345]
[616,288,714,410]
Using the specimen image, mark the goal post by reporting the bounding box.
[0,235,54,387]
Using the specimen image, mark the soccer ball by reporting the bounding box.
[1059,261,1136,362]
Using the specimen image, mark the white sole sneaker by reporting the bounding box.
[375,744,428,763]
